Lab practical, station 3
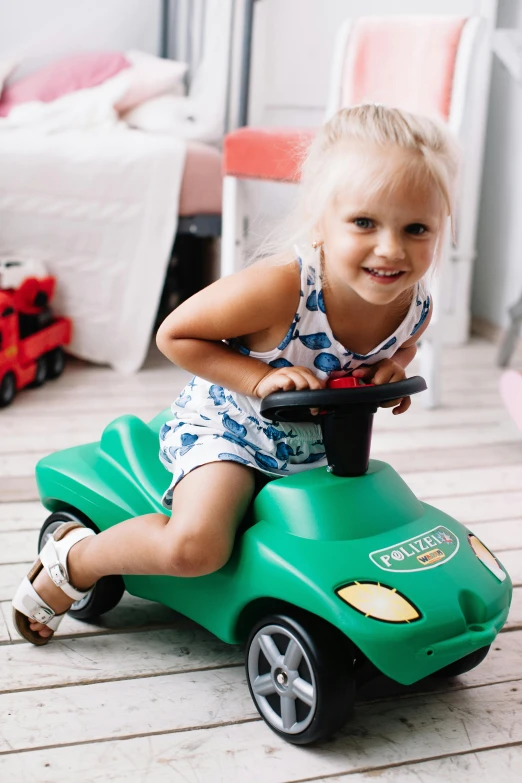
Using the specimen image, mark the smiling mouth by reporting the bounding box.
[363,268,406,280]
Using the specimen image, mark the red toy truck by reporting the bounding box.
[0,272,72,408]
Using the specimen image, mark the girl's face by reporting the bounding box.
[316,144,445,306]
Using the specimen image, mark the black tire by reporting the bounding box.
[30,355,48,388]
[0,371,16,407]
[433,645,491,678]
[246,612,355,745]
[46,347,66,380]
[38,509,125,620]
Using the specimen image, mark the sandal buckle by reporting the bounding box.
[22,596,55,625]
[49,562,68,587]
[31,606,54,624]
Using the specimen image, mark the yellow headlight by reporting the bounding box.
[468,535,506,582]
[336,581,421,623]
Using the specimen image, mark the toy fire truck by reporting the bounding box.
[0,259,72,408]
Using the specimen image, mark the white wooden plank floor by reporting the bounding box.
[0,336,521,782]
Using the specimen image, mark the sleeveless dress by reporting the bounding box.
[159,249,431,509]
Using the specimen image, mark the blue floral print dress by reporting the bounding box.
[159,248,431,509]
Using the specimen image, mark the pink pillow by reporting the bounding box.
[0,52,130,117]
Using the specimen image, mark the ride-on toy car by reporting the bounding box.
[34,376,512,744]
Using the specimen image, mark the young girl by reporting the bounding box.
[13,104,459,644]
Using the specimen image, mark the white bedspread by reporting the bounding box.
[0,77,186,373]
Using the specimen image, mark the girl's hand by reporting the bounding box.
[352,360,411,415]
[254,366,325,401]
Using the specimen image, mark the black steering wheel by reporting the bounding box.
[260,376,427,422]
[260,376,427,477]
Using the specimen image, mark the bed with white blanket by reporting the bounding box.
[0,0,231,373]
[0,123,186,373]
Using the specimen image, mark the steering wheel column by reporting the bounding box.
[319,401,377,477]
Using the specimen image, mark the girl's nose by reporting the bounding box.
[374,230,406,261]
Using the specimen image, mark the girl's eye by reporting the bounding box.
[354,217,374,229]
[406,223,428,236]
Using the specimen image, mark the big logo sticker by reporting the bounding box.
[370,526,459,573]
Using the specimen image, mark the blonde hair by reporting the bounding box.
[251,103,460,263]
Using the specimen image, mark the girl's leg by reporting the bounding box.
[28,461,256,638]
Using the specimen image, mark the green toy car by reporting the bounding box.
[34,376,512,745]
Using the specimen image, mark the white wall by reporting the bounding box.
[0,0,161,80]
[472,1,522,330]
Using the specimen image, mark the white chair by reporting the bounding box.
[221,16,492,407]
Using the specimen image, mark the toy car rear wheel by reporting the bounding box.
[433,645,491,678]
[46,347,66,380]
[30,355,48,388]
[0,371,16,407]
[246,612,355,745]
[38,509,125,620]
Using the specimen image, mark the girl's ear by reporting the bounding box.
[311,225,324,249]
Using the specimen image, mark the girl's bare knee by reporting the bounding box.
[161,530,231,577]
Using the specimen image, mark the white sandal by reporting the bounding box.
[12,521,96,645]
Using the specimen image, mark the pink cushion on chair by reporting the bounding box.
[342,16,467,120]
[223,127,317,181]
[0,52,131,117]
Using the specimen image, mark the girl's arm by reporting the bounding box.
[156,260,322,397]
[389,343,418,370]
[392,302,433,369]
[352,303,433,414]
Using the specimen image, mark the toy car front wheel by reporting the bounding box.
[38,509,125,620]
[46,347,66,380]
[433,645,491,678]
[0,371,16,407]
[246,612,355,745]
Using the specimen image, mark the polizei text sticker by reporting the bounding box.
[369,526,459,573]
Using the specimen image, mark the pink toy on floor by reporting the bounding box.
[499,370,522,432]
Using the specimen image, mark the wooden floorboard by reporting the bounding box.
[0,476,39,503]
[0,337,521,781]
[1,680,521,782]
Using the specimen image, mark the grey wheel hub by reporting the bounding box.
[248,623,317,734]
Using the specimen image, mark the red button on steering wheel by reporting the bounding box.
[326,377,375,390]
